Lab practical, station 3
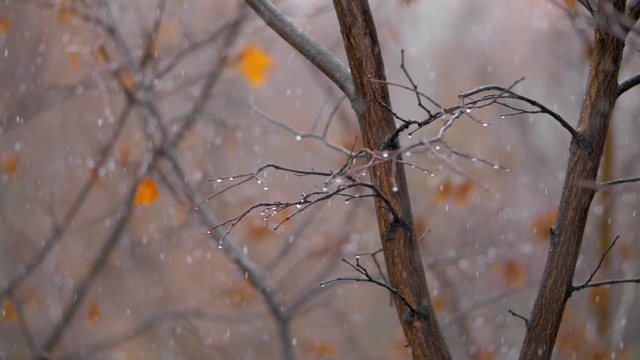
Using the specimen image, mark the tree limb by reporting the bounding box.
[244,0,355,100]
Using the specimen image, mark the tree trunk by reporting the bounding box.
[332,1,451,358]
[519,1,625,358]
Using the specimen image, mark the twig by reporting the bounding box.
[509,309,529,326]
[0,103,134,303]
[598,176,640,190]
[321,258,420,317]
[583,235,620,287]
[38,167,157,358]
[569,236,640,293]
[248,97,355,155]
[617,72,640,97]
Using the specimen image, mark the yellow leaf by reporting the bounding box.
[85,299,101,327]
[0,14,11,35]
[1,299,18,322]
[236,45,274,87]
[134,177,159,205]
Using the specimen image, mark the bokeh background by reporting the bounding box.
[1,1,639,359]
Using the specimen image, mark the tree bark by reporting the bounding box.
[332,1,451,359]
[519,1,626,358]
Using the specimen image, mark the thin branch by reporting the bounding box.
[0,103,134,303]
[320,258,421,317]
[161,144,294,360]
[248,97,355,155]
[582,235,620,287]
[509,309,529,326]
[12,296,39,356]
[459,82,578,139]
[617,72,640,97]
[38,167,157,358]
[57,309,264,360]
[572,277,640,291]
[243,0,355,99]
[630,0,640,20]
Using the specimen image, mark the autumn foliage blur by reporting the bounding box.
[1,0,639,359]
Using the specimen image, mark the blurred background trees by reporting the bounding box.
[1,0,639,359]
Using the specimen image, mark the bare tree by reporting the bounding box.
[240,0,640,359]
[2,0,640,359]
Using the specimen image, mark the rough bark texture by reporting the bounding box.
[519,1,626,358]
[332,1,451,359]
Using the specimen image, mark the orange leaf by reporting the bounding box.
[587,286,609,308]
[151,19,180,54]
[225,280,256,309]
[415,218,428,239]
[564,0,577,9]
[433,178,473,206]
[236,44,274,87]
[56,0,73,23]
[0,13,11,35]
[390,332,411,357]
[1,150,19,178]
[85,299,101,327]
[118,71,138,91]
[501,259,527,288]
[93,45,110,65]
[1,299,18,322]
[453,180,473,206]
[118,145,131,168]
[431,293,443,312]
[388,23,404,46]
[529,208,557,240]
[475,349,496,360]
[304,339,337,357]
[134,177,159,205]
[90,168,101,188]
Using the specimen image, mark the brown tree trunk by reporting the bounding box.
[519,1,626,358]
[332,1,451,359]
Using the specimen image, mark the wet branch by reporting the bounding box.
[243,0,355,99]
[597,176,640,190]
[320,257,421,318]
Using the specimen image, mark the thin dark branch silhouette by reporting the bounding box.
[598,176,640,190]
[321,258,421,318]
[570,236,640,293]
[509,309,529,326]
[248,97,355,155]
[581,235,621,287]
